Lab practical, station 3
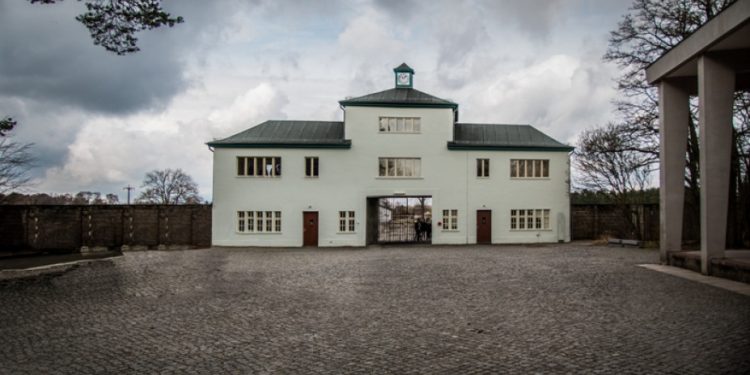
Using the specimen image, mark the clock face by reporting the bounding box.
[397,72,410,85]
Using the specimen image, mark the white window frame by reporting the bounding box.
[237,211,282,233]
[237,157,282,177]
[378,117,421,133]
[477,158,490,178]
[510,159,549,179]
[378,157,422,178]
[510,209,550,231]
[305,156,319,178]
[338,211,356,233]
[442,209,458,231]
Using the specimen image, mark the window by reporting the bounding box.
[477,159,490,177]
[378,158,421,177]
[305,157,319,177]
[339,211,355,232]
[378,117,421,133]
[510,159,549,178]
[237,211,281,233]
[510,209,550,230]
[237,157,282,177]
[442,209,458,231]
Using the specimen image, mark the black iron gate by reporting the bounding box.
[376,197,432,243]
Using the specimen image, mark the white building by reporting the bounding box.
[208,64,573,247]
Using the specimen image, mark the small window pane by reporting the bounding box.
[413,159,421,177]
[379,158,387,176]
[511,160,518,177]
[247,212,254,232]
[313,158,319,177]
[248,158,255,176]
[413,118,420,132]
[397,118,404,132]
[542,160,549,177]
[534,160,542,177]
[238,212,245,232]
[379,118,387,132]
[388,159,395,176]
[256,211,264,232]
[396,159,404,176]
[237,158,245,176]
[388,118,396,131]
[274,211,281,232]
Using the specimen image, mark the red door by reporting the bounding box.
[477,210,491,244]
[303,212,318,247]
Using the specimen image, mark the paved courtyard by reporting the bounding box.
[1,244,749,374]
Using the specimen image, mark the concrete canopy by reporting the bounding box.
[646,0,750,93]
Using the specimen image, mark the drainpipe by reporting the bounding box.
[465,151,469,244]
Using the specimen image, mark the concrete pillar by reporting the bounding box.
[698,55,735,274]
[659,80,690,264]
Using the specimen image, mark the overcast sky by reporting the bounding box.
[0,0,631,202]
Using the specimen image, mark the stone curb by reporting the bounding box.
[0,258,110,283]
[638,264,750,297]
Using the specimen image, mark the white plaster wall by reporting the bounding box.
[212,105,571,247]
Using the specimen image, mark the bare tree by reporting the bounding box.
[137,168,201,204]
[0,128,35,196]
[576,123,654,195]
[575,123,655,240]
[105,193,119,204]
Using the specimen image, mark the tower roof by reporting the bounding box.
[339,87,457,108]
[393,63,415,73]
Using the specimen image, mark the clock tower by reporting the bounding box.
[394,63,414,88]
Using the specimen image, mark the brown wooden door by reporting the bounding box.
[303,212,318,247]
[477,210,491,244]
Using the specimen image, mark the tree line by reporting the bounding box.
[0,168,202,205]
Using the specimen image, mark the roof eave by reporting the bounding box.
[447,142,574,152]
[338,101,458,109]
[206,141,352,149]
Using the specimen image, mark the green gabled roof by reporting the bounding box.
[448,123,574,152]
[207,120,351,149]
[339,88,458,109]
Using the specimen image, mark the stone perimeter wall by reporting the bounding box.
[571,203,659,241]
[0,203,657,252]
[0,205,211,253]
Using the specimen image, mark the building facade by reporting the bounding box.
[208,64,573,247]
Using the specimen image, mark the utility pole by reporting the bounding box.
[123,185,135,204]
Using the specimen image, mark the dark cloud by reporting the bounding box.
[0,1,225,116]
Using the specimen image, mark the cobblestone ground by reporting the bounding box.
[1,244,749,374]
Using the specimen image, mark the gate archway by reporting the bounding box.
[370,196,432,244]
